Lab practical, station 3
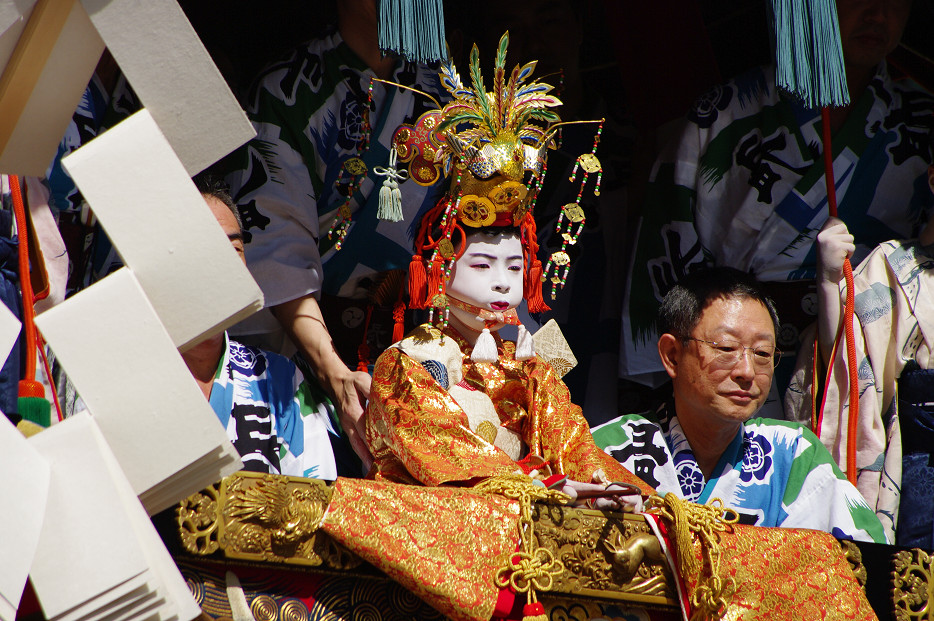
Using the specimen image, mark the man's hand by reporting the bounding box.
[331,368,373,472]
[816,217,853,366]
[817,217,854,286]
[273,294,374,471]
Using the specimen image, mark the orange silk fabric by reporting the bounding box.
[678,523,876,620]
[365,326,650,492]
[320,477,521,621]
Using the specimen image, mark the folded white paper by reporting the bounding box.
[29,413,201,621]
[0,0,103,175]
[61,108,263,351]
[35,268,242,513]
[0,415,50,621]
[28,414,152,620]
[79,0,253,175]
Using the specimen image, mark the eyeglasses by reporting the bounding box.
[683,338,781,370]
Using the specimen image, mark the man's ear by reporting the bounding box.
[657,334,682,380]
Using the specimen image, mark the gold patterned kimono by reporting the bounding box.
[366,324,649,492]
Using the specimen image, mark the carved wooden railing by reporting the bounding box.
[167,472,934,621]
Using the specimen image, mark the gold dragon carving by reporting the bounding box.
[177,472,362,570]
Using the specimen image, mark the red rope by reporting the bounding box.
[10,176,37,382]
[37,333,62,423]
[820,107,859,485]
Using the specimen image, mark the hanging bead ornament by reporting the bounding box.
[568,120,604,198]
[540,123,604,298]
[326,79,376,249]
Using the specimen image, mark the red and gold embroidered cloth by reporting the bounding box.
[365,325,649,491]
[676,523,877,620]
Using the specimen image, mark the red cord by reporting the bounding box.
[820,107,860,485]
[37,334,62,422]
[10,176,37,383]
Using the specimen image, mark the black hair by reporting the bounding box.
[658,267,780,339]
[193,173,242,232]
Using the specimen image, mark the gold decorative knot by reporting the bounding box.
[495,547,563,594]
[647,494,738,621]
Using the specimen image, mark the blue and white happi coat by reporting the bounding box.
[591,403,888,543]
[209,334,339,479]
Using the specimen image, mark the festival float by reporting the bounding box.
[1,1,933,621]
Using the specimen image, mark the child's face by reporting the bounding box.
[447,231,524,330]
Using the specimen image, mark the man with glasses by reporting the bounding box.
[593,267,887,543]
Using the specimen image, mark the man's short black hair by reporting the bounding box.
[658,267,780,339]
[193,172,242,232]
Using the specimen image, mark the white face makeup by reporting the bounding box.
[446,231,524,332]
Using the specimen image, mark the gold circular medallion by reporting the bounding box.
[438,239,455,259]
[431,293,448,308]
[487,180,528,209]
[338,204,353,220]
[562,203,585,222]
[458,195,496,227]
[395,127,411,143]
[343,157,367,176]
[578,153,602,173]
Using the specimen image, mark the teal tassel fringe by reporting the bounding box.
[378,0,446,64]
[770,0,850,108]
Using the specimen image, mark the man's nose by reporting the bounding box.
[730,348,756,380]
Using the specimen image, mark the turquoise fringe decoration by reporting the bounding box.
[770,0,850,108]
[378,0,446,64]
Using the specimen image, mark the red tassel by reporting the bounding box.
[408,255,427,309]
[525,258,550,313]
[392,300,406,343]
[522,601,547,621]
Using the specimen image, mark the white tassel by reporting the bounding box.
[378,179,403,221]
[471,328,498,363]
[375,148,407,222]
[515,324,535,360]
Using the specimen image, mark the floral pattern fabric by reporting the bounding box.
[591,403,887,543]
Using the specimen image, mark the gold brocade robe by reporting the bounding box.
[366,324,649,492]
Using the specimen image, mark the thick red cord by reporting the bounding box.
[820,107,859,484]
[10,176,37,383]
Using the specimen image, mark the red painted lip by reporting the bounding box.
[490,301,509,311]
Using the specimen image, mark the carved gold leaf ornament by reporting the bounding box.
[178,484,221,555]
[840,539,867,587]
[892,548,934,621]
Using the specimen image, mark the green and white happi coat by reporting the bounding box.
[227,30,446,310]
[592,404,888,544]
[621,63,934,384]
